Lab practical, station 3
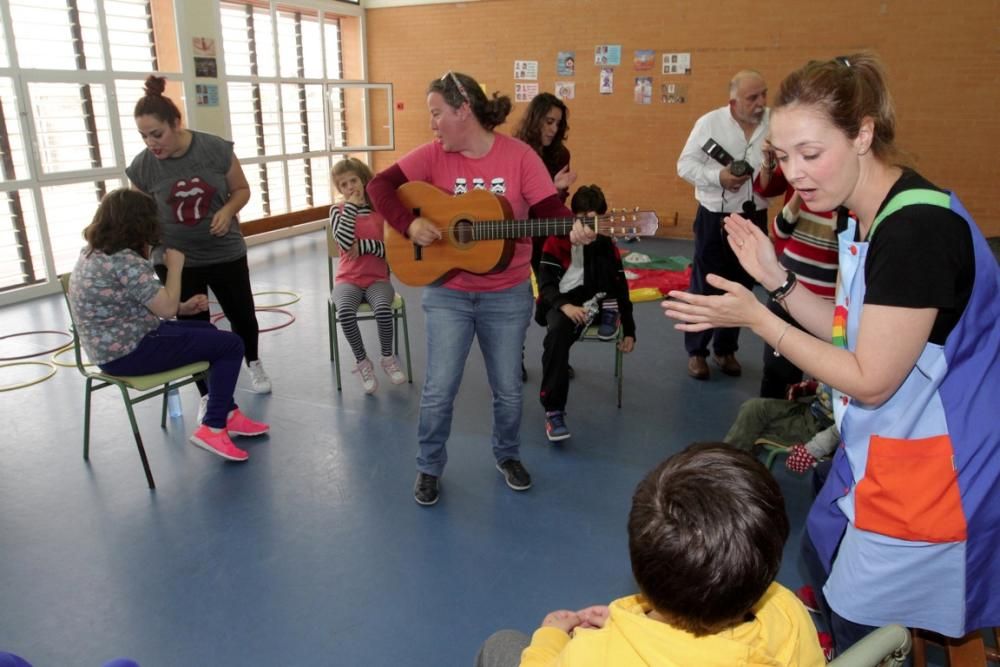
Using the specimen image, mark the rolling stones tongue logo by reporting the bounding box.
[168,177,217,226]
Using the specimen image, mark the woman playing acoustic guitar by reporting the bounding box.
[367,71,594,506]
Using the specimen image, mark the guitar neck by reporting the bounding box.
[471,217,590,240]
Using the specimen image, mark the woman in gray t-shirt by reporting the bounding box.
[126,75,271,400]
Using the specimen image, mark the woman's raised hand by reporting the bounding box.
[722,213,786,290]
[661,274,766,333]
[553,164,578,192]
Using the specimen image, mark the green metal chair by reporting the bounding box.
[754,437,792,470]
[828,624,911,667]
[579,323,625,408]
[59,274,209,489]
[326,220,412,391]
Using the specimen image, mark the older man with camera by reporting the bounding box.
[676,70,771,380]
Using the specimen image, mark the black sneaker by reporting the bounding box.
[597,308,620,340]
[496,459,532,491]
[413,472,440,506]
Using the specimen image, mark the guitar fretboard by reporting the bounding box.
[469,217,623,240]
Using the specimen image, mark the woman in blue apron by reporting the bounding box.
[662,52,1000,654]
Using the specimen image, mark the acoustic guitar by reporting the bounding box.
[385,181,660,287]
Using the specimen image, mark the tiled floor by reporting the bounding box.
[0,234,824,666]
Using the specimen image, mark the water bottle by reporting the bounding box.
[167,388,183,418]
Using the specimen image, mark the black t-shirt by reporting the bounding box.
[863,170,974,345]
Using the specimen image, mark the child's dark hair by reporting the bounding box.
[331,157,375,205]
[428,71,512,131]
[133,75,182,127]
[83,188,160,258]
[628,443,789,636]
[571,185,608,215]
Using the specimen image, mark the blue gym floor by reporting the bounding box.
[0,235,825,666]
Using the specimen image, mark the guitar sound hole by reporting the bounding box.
[453,219,475,245]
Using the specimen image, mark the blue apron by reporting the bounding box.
[806,188,1000,636]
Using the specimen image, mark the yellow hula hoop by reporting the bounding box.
[252,290,301,308]
[51,343,94,368]
[0,360,58,392]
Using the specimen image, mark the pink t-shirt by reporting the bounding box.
[334,205,391,289]
[396,133,557,292]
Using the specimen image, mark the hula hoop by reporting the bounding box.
[0,360,58,392]
[253,290,300,308]
[51,343,94,368]
[211,307,296,333]
[0,330,72,361]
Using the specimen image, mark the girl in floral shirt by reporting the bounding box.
[68,189,268,462]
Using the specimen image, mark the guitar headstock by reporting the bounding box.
[595,208,660,239]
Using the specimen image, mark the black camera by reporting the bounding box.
[729,159,752,178]
[701,138,751,177]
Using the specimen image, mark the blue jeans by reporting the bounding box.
[417,282,533,477]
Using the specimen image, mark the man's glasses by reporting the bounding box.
[440,70,470,104]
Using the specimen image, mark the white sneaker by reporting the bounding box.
[248,359,272,394]
[353,358,378,394]
[381,354,407,384]
[196,395,209,423]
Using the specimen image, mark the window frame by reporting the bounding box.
[0,0,167,304]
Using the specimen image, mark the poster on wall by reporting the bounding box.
[514,60,538,80]
[192,37,216,57]
[661,52,692,75]
[195,84,219,107]
[515,82,539,103]
[594,44,621,66]
[555,81,575,100]
[633,77,652,104]
[557,51,576,76]
[633,50,654,71]
[661,83,688,104]
[599,68,614,94]
[194,57,217,78]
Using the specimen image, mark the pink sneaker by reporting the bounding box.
[817,631,835,661]
[226,408,269,437]
[381,354,407,384]
[189,425,249,461]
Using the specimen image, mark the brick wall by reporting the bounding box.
[365,0,999,237]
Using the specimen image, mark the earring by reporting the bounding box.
[858,146,871,156]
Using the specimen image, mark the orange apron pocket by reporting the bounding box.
[855,434,967,542]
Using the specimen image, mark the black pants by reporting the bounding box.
[539,306,581,412]
[685,205,767,357]
[155,255,260,395]
[760,298,805,398]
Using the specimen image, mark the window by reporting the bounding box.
[0,0,164,297]
[220,1,361,221]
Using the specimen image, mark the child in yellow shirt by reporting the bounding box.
[475,443,825,667]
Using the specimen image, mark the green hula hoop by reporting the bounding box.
[0,360,58,392]
[51,343,94,368]
[252,290,301,308]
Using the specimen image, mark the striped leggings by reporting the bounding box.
[332,280,396,362]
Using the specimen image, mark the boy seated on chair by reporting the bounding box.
[724,380,839,474]
[474,443,826,667]
[536,185,636,441]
